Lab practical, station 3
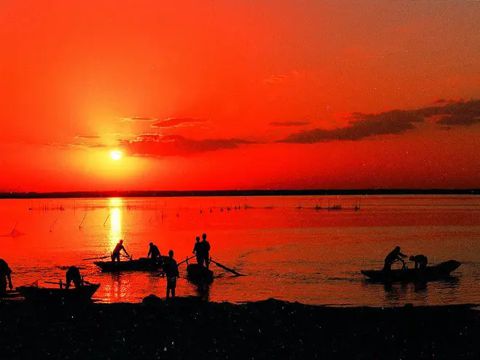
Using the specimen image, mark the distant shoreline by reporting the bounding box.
[0,188,478,199]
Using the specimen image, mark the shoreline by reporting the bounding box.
[1,296,479,359]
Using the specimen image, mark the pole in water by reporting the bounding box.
[9,222,18,237]
[103,214,110,227]
[79,213,87,230]
[50,218,59,233]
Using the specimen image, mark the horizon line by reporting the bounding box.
[0,188,479,199]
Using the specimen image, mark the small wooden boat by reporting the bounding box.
[17,283,100,303]
[94,257,168,272]
[361,260,461,283]
[187,263,214,284]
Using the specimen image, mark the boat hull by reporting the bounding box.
[187,264,214,284]
[95,257,168,272]
[361,260,461,283]
[17,284,100,303]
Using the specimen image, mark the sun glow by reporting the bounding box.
[110,150,123,161]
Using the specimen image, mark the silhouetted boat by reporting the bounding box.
[94,257,168,272]
[17,283,100,303]
[361,260,461,283]
[187,264,214,284]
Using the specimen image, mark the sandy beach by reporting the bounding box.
[0,296,478,359]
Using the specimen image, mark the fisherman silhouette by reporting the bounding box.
[193,236,203,265]
[0,259,13,294]
[410,254,428,270]
[200,233,211,269]
[164,250,179,299]
[147,242,161,261]
[111,240,129,262]
[383,246,407,271]
[65,266,82,289]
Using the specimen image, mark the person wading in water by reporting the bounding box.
[163,250,179,299]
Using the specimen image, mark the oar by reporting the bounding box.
[83,255,111,261]
[177,256,196,266]
[45,281,62,286]
[210,258,244,276]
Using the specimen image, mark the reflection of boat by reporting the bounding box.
[94,257,168,272]
[17,283,100,303]
[187,264,214,284]
[361,260,461,283]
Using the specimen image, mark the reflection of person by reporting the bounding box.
[65,266,82,289]
[111,240,129,262]
[147,242,161,261]
[409,255,428,269]
[164,250,179,299]
[0,259,13,294]
[383,246,407,271]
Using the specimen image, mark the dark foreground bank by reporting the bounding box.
[0,297,479,359]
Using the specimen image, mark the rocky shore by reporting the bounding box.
[0,296,479,359]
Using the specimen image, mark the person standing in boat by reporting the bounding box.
[383,246,407,271]
[0,258,13,295]
[111,239,130,262]
[409,254,428,270]
[65,266,83,289]
[192,236,203,265]
[147,242,161,262]
[163,250,179,299]
[200,233,211,268]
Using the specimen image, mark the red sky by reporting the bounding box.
[1,1,479,191]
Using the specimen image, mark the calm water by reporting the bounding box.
[1,195,479,307]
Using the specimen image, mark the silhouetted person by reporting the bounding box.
[111,239,129,262]
[0,259,13,295]
[163,250,179,299]
[410,254,428,270]
[383,246,407,271]
[193,236,203,265]
[148,242,161,261]
[65,266,82,289]
[200,233,211,268]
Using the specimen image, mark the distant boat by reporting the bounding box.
[187,264,214,284]
[17,283,100,303]
[94,257,168,272]
[361,260,461,283]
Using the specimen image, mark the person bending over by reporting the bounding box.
[111,239,129,262]
[409,254,428,270]
[383,246,407,271]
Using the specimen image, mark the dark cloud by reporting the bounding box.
[280,99,480,143]
[424,100,480,126]
[270,121,310,127]
[281,110,422,143]
[152,118,205,128]
[122,116,157,122]
[120,134,252,157]
[75,135,101,139]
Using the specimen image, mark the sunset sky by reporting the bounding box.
[1,1,479,191]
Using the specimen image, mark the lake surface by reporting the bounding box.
[1,195,479,307]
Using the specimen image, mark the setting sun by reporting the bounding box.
[110,150,123,161]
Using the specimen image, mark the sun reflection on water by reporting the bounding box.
[109,198,123,248]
